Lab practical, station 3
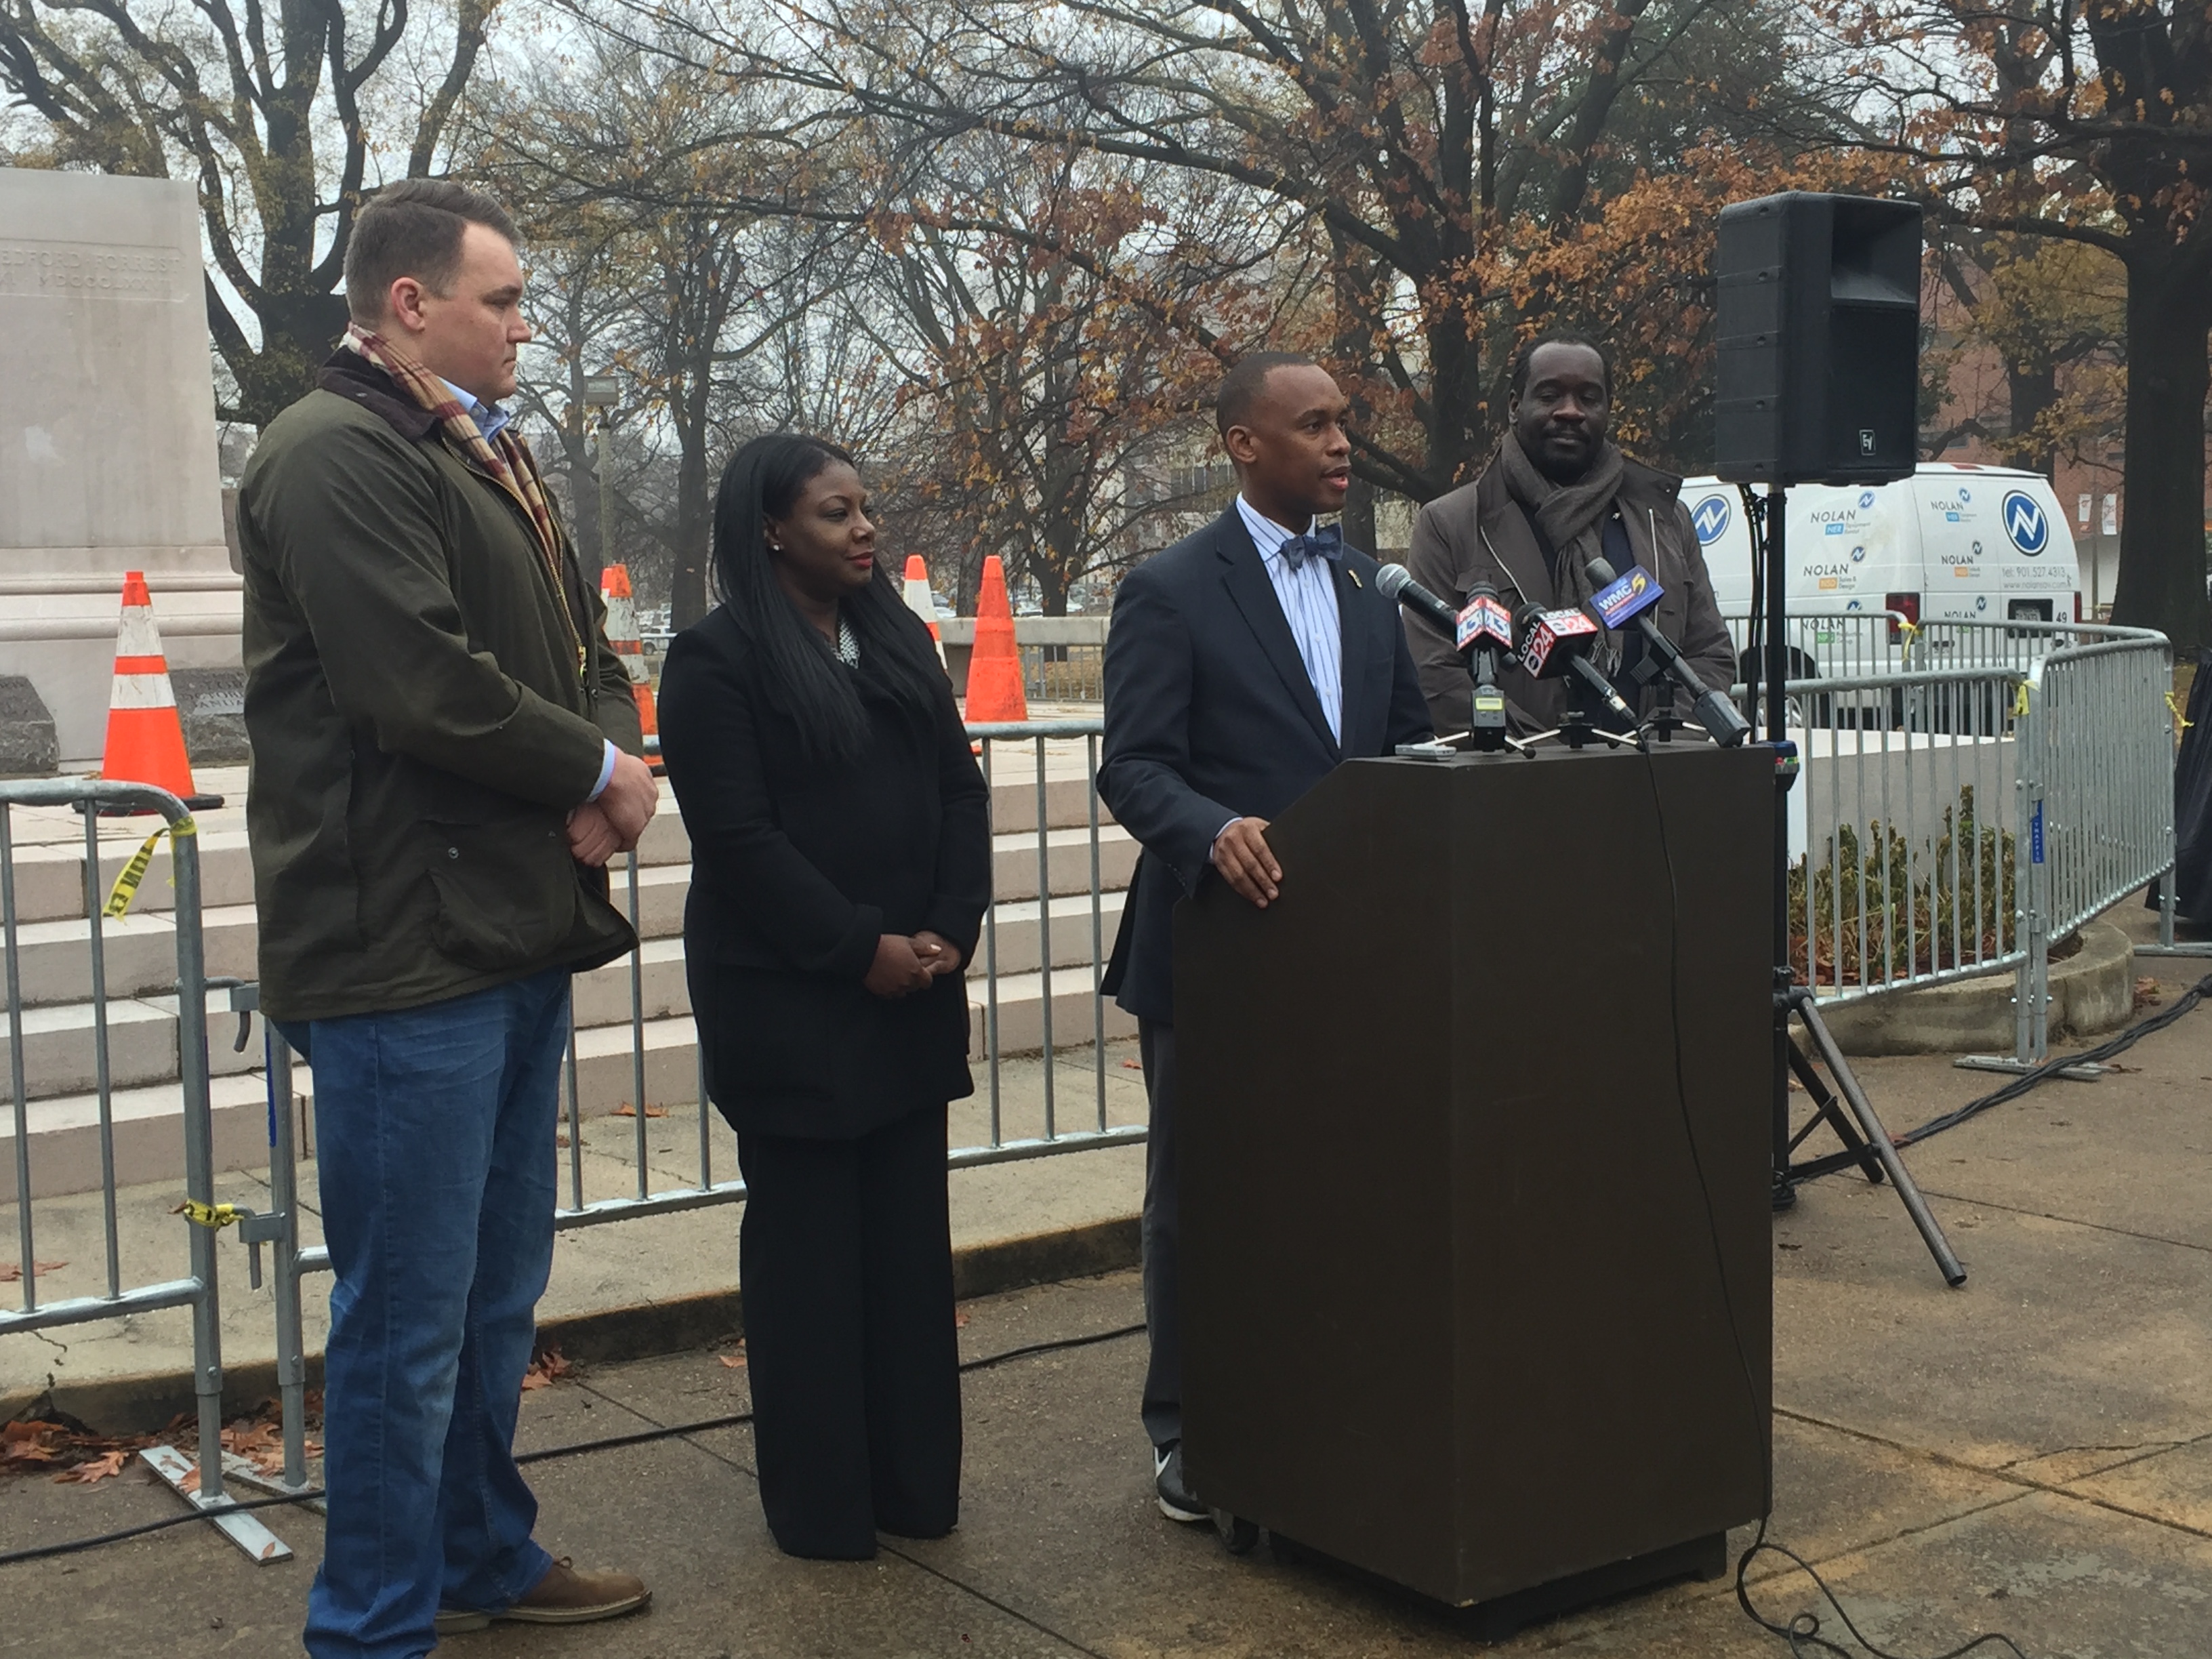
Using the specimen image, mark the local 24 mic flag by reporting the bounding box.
[2156,649,2212,924]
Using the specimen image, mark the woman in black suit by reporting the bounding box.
[657,433,989,1560]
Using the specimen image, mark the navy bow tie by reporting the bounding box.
[1278,524,1343,570]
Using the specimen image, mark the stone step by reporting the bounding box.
[968,970,1137,1057]
[5,879,1132,1092]
[991,825,1139,904]
[4,902,261,1008]
[0,1070,288,1205]
[2,964,1137,1198]
[5,817,1132,991]
[3,793,699,926]
[976,890,1127,978]
[3,768,1115,928]
[567,888,1130,1033]
[0,994,260,1102]
[984,771,1114,835]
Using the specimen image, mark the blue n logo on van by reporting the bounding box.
[2002,490,2049,556]
[1858,491,1876,509]
[1692,495,1731,545]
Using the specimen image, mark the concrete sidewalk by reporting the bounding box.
[3,952,2210,1652]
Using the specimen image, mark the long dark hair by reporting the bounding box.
[708,433,947,763]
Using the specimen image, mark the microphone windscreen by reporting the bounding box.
[1374,563,1414,602]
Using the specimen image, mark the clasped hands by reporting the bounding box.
[865,931,964,998]
[566,752,660,867]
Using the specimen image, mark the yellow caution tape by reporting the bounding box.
[1896,619,1921,640]
[173,1200,243,1230]
[100,815,194,919]
[2012,683,2031,717]
[2167,691,2192,733]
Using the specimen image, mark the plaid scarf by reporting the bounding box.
[341,323,585,681]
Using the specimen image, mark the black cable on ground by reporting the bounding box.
[1893,968,2212,1150]
[1736,1519,2028,1658]
[1647,757,2032,1657]
[0,1321,1147,1568]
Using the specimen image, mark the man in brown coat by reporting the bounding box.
[240,179,656,1657]
[1404,333,1736,738]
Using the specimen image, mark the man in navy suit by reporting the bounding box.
[1099,352,1432,1522]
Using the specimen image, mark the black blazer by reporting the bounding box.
[1098,507,1433,1025]
[659,602,991,1139]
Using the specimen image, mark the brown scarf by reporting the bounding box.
[1498,427,1629,671]
[340,323,586,682]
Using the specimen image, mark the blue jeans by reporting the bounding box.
[298,968,569,1659]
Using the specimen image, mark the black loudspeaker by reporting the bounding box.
[1714,192,1921,485]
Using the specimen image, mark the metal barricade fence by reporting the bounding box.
[1731,663,2032,1006]
[266,718,1141,1450]
[1719,615,2174,1065]
[0,778,286,1559]
[1976,629,2177,1067]
[14,659,2185,1521]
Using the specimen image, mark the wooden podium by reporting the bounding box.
[1174,743,1773,1624]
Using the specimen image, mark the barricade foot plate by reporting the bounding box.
[138,1445,295,1563]
[219,1453,325,1515]
[1954,1053,2106,1082]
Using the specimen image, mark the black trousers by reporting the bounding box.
[735,1102,961,1559]
[1138,1018,1182,1450]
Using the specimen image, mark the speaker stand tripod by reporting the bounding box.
[1751,485,1966,1288]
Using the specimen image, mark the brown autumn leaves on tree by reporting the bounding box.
[645,0,1885,506]
[1856,0,2211,649]
[1,0,2199,634]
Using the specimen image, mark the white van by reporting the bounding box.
[1678,464,2082,681]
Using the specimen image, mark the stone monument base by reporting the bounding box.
[0,674,59,776]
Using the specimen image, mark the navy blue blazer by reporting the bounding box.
[1098,507,1433,1024]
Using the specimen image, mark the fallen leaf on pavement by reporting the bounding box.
[718,1353,746,1369]
[54,1450,126,1485]
[0,1261,67,1284]
[609,1104,669,1118]
[2133,976,2163,1010]
[521,1347,573,1391]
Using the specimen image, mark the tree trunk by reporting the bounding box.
[2109,253,2212,654]
[2005,361,2057,478]
[670,431,711,630]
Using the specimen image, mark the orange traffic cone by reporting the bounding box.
[903,555,947,668]
[963,556,1028,722]
[599,564,659,744]
[98,571,207,807]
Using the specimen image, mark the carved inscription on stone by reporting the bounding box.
[0,239,190,301]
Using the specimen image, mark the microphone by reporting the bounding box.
[1582,555,1751,747]
[1515,602,1637,726]
[1378,564,1516,750]
[1454,583,1515,747]
[1374,563,1460,635]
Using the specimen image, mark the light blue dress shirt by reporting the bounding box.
[1235,494,1343,745]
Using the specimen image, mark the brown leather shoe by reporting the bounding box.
[495,1558,651,1626]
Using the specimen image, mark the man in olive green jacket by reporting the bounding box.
[238,179,657,1659]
